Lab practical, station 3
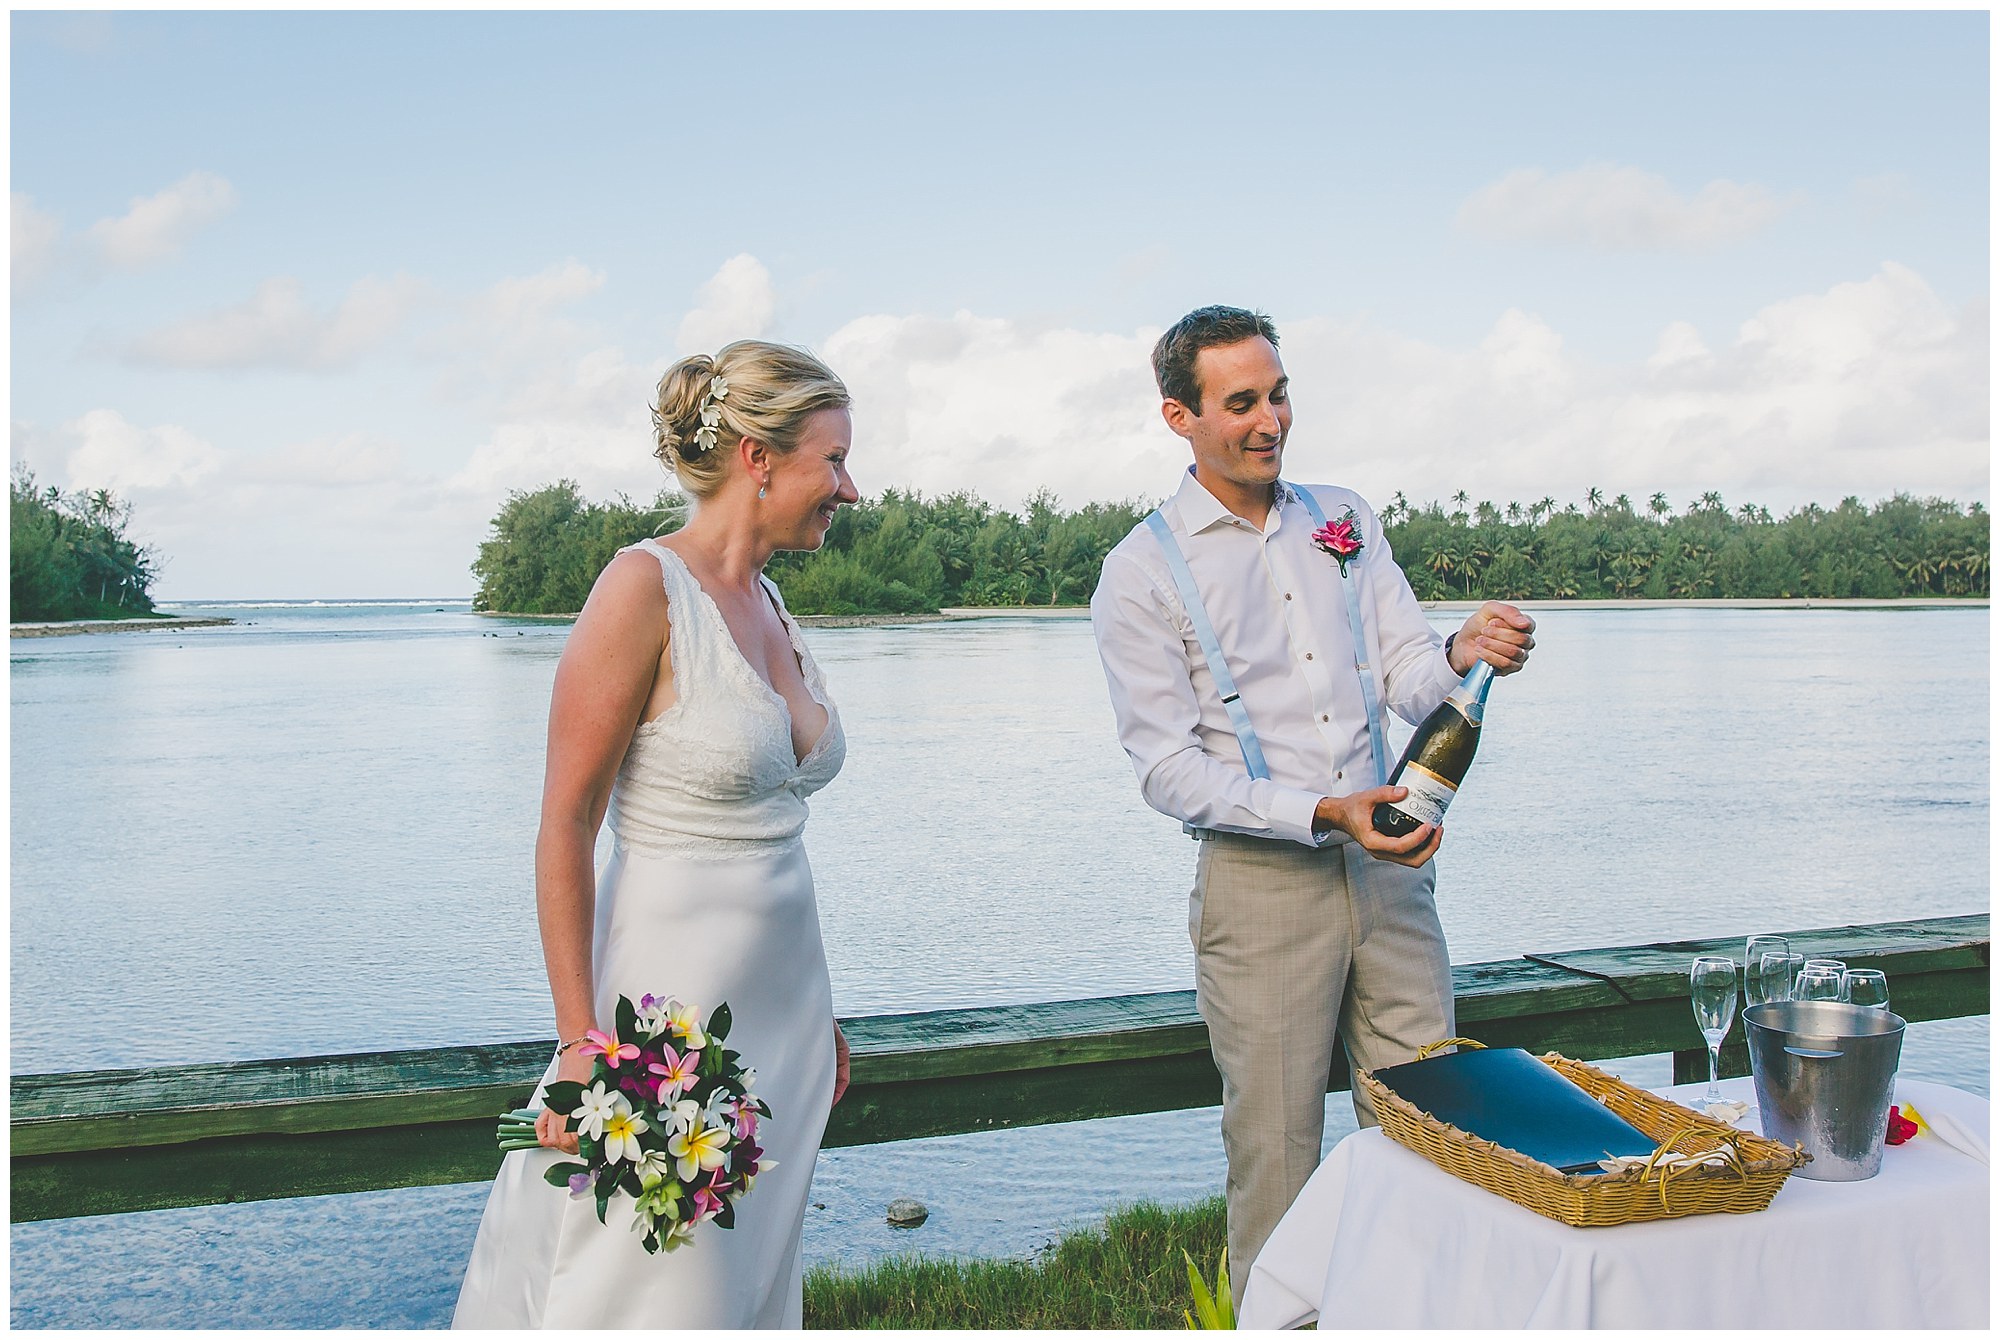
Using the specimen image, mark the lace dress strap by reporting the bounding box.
[758,574,828,696]
[623,540,706,693]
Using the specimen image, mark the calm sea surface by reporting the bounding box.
[11,602,1990,1326]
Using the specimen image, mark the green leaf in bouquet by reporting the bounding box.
[595,1175,614,1225]
[714,1198,737,1231]
[542,1161,587,1188]
[615,994,639,1041]
[544,1080,586,1113]
[708,1002,732,1043]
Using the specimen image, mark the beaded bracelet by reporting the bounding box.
[556,1035,590,1056]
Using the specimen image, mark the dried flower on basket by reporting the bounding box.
[1885,1104,1921,1146]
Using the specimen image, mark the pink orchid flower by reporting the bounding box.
[649,1042,703,1102]
[733,1106,759,1142]
[1311,509,1365,575]
[692,1172,732,1220]
[578,1029,640,1069]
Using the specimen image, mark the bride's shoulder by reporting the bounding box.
[580,543,677,628]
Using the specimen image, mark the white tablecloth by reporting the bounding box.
[1241,1076,1989,1329]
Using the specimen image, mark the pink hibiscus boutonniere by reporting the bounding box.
[1311,507,1365,576]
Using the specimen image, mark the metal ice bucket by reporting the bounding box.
[1744,1000,1905,1181]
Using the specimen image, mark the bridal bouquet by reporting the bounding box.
[496,993,774,1254]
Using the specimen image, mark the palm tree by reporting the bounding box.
[1585,486,1604,512]
[1648,492,1670,519]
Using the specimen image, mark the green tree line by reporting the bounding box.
[1382,488,1988,601]
[471,481,1989,616]
[10,466,162,621]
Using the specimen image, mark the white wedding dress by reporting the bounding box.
[454,539,845,1329]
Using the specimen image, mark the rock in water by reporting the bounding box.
[885,1197,929,1227]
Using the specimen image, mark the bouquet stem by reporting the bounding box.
[496,1107,546,1152]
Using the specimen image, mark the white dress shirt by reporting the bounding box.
[1091,469,1461,848]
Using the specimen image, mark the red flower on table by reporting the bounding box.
[1885,1105,1920,1145]
[1311,508,1365,576]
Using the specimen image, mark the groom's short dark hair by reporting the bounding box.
[1152,306,1280,415]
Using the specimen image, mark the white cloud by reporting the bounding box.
[676,253,777,354]
[475,258,604,327]
[41,257,1982,599]
[12,193,63,291]
[62,409,224,493]
[124,273,425,370]
[85,170,236,269]
[1272,261,1986,511]
[439,260,664,501]
[824,312,1170,507]
[1457,164,1793,250]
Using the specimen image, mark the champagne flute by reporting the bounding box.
[1844,969,1890,1010]
[1745,936,1791,1007]
[1690,956,1739,1106]
[1760,951,1804,1004]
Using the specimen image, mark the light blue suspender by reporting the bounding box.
[1145,510,1272,782]
[1290,486,1391,789]
[1145,482,1389,818]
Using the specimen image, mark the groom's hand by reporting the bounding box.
[1314,788,1443,867]
[1450,601,1536,676]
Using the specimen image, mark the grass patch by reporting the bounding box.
[804,1195,1226,1329]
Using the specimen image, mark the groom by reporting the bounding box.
[1089,305,1535,1306]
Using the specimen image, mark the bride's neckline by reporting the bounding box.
[640,539,832,769]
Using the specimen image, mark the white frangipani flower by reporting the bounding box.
[572,1082,626,1141]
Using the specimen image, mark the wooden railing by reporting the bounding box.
[11,914,1987,1223]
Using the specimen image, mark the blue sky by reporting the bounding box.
[11,11,1989,598]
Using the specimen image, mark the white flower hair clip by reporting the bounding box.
[689,375,731,456]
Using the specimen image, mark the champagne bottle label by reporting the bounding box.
[1450,695,1485,727]
[1389,762,1458,826]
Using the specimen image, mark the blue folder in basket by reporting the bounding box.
[1369,1047,1659,1175]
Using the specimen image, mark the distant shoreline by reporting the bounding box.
[464,597,1989,629]
[10,616,235,638]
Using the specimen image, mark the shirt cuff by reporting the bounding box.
[1432,640,1464,697]
[1268,784,1336,848]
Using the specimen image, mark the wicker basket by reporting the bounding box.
[1358,1040,1808,1227]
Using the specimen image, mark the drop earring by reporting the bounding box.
[757,483,768,500]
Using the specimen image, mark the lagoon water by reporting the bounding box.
[11,602,1990,1327]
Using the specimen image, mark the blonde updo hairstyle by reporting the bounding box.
[651,341,851,500]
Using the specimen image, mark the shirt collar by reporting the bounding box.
[1172,465,1297,536]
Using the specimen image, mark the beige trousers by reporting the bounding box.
[1189,832,1455,1310]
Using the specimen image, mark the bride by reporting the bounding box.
[454,341,859,1328]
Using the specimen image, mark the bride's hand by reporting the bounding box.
[536,1048,594,1155]
[832,1021,851,1106]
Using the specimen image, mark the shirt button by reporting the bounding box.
[1322,714,1330,722]
[1284,593,1293,601]
[1305,652,1314,660]
[1336,770,1344,781]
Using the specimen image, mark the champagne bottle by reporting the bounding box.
[1372,659,1494,837]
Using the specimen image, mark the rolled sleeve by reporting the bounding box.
[1091,548,1330,847]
